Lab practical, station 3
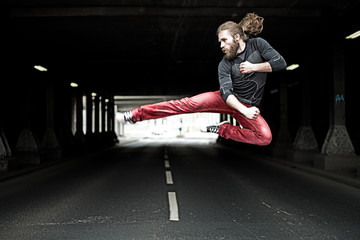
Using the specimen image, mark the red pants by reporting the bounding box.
[131,91,272,146]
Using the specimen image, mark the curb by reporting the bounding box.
[220,145,360,189]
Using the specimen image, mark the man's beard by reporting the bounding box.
[224,40,239,60]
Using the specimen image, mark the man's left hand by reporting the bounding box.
[240,61,255,74]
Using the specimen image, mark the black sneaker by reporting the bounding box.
[119,111,134,124]
[201,121,230,134]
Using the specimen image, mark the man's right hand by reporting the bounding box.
[226,94,260,120]
[242,106,260,120]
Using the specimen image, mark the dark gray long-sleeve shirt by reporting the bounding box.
[218,37,287,107]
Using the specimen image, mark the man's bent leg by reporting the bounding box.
[218,113,272,146]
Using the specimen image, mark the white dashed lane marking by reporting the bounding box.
[164,145,179,221]
[165,170,174,185]
[168,192,179,221]
[164,160,170,168]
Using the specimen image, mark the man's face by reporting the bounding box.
[218,30,239,60]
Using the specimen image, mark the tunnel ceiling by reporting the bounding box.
[4,0,360,96]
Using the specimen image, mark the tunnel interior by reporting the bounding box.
[1,0,360,168]
[1,2,360,238]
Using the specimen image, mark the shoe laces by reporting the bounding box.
[124,111,134,123]
[207,125,219,133]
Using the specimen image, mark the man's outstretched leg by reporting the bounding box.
[118,91,234,123]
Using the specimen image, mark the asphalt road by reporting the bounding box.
[1,138,360,240]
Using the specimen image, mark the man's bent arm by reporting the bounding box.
[226,94,260,120]
[240,61,272,74]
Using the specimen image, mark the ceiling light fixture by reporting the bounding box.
[70,82,78,88]
[346,30,360,39]
[34,65,48,71]
[286,64,299,71]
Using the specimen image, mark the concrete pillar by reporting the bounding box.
[0,138,8,173]
[101,92,118,146]
[55,86,74,157]
[41,82,61,160]
[85,91,95,149]
[71,93,76,135]
[107,95,113,133]
[314,38,359,171]
[74,90,86,149]
[86,91,93,136]
[75,91,84,136]
[94,94,100,135]
[15,88,40,164]
[272,78,292,157]
[15,128,40,164]
[107,95,119,144]
[220,113,227,122]
[229,116,235,126]
[288,75,319,163]
[0,131,8,157]
[0,120,11,158]
[101,94,106,134]
[0,89,9,172]
[0,121,10,173]
[91,93,103,148]
[99,93,107,146]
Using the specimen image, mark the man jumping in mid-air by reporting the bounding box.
[119,13,287,146]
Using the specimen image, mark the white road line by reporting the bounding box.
[165,170,174,184]
[164,160,170,168]
[168,192,179,221]
[164,153,168,159]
